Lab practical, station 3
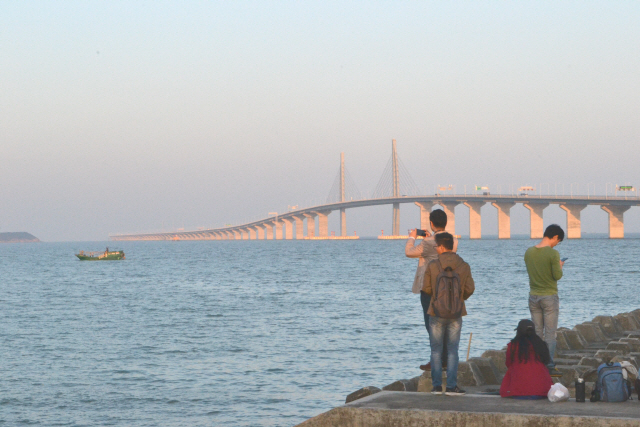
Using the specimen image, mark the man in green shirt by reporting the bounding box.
[524,224,565,372]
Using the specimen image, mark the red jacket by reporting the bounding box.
[500,342,554,398]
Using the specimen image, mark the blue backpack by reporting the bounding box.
[595,362,631,402]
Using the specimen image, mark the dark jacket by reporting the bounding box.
[421,251,475,316]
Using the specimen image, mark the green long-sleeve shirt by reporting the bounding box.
[524,246,563,296]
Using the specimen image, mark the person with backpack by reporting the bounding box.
[524,224,564,376]
[405,209,458,371]
[500,319,554,399]
[422,232,474,395]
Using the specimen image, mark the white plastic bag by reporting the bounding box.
[547,383,570,402]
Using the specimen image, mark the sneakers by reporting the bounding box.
[548,367,563,378]
[445,386,466,396]
[431,386,443,394]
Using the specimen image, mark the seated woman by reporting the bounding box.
[500,319,554,399]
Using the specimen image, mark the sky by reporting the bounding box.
[2,1,640,241]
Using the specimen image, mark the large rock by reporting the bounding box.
[606,341,631,355]
[614,313,640,331]
[345,386,381,403]
[578,356,602,368]
[554,330,570,351]
[467,357,502,385]
[630,309,640,325]
[456,362,477,387]
[574,323,607,343]
[594,350,620,363]
[555,365,592,387]
[382,377,420,392]
[562,329,588,350]
[619,338,640,352]
[481,350,507,376]
[592,315,624,337]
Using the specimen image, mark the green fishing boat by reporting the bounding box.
[76,247,125,261]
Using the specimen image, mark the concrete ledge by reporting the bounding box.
[297,391,640,427]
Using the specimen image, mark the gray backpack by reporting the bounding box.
[430,260,464,319]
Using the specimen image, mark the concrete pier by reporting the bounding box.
[601,205,630,239]
[293,216,304,239]
[491,201,515,239]
[304,213,316,237]
[524,202,549,239]
[439,202,458,235]
[463,201,485,239]
[415,202,433,231]
[340,208,346,237]
[316,211,330,237]
[282,218,293,240]
[248,228,256,240]
[392,203,400,236]
[559,203,587,239]
[266,223,274,240]
[256,226,265,240]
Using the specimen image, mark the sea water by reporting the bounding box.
[2,238,640,426]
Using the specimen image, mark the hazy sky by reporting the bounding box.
[2,1,640,241]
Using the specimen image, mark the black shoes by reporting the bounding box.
[419,362,447,371]
[445,386,466,396]
[431,386,443,394]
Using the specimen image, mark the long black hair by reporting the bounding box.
[509,319,551,365]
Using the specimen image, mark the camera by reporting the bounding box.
[416,229,427,237]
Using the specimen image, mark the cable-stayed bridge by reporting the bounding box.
[112,140,640,241]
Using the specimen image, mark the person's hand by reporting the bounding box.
[424,230,432,237]
[409,229,417,238]
[559,260,564,268]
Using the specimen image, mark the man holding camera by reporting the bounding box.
[422,232,475,395]
[406,209,458,371]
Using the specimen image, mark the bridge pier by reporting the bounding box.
[415,202,434,231]
[601,205,630,239]
[231,230,239,240]
[303,213,316,237]
[265,223,274,240]
[293,216,305,239]
[282,218,293,240]
[249,228,257,240]
[492,202,515,239]
[559,203,587,239]
[340,208,347,237]
[274,221,283,240]
[524,202,549,239]
[439,202,459,235]
[463,201,485,239]
[316,211,330,237]
[392,203,400,236]
[256,225,265,240]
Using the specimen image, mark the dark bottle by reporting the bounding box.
[575,378,586,402]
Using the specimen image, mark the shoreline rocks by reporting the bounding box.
[346,309,640,402]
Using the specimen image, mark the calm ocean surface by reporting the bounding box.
[2,238,640,426]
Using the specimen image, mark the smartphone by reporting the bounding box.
[416,229,427,237]
[561,257,568,262]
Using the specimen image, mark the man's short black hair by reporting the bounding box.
[544,224,565,241]
[435,232,454,250]
[430,209,447,229]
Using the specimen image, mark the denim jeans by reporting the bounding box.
[429,316,462,389]
[528,294,559,366]
[420,292,448,363]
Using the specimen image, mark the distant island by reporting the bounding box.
[0,232,40,243]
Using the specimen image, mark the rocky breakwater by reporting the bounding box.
[345,309,640,403]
